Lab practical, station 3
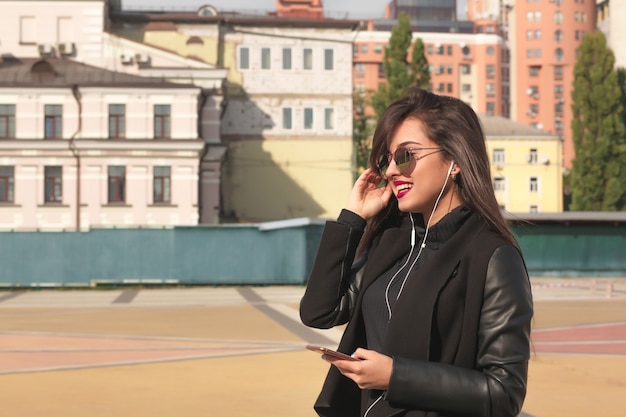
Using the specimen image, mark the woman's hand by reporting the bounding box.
[324,348,393,390]
[347,169,393,221]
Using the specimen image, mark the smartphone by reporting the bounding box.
[306,344,360,361]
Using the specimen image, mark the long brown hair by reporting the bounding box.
[360,87,516,251]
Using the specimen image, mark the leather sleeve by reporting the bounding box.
[300,220,365,329]
[386,245,533,417]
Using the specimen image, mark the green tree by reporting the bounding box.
[570,31,626,211]
[410,38,430,90]
[371,12,429,120]
[353,89,373,178]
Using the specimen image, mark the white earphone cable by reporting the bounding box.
[385,161,455,320]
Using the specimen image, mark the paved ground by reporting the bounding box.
[0,277,625,417]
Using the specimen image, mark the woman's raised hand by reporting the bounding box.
[347,169,393,221]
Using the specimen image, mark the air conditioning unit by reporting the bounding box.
[120,53,134,65]
[541,156,550,165]
[135,53,150,64]
[38,43,54,56]
[526,87,534,96]
[57,42,74,56]
[495,163,504,170]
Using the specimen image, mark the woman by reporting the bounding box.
[300,88,533,417]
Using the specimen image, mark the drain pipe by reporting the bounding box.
[69,85,82,231]
[197,89,209,224]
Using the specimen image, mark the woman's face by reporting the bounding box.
[383,118,461,222]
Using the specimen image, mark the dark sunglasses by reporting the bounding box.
[377,147,442,178]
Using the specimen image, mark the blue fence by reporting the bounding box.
[0,218,324,287]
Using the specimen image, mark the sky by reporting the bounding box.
[121,0,391,19]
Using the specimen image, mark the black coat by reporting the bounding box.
[300,211,533,417]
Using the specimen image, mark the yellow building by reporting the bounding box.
[481,115,563,213]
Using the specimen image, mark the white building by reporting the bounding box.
[0,0,228,229]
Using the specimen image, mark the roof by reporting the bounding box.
[478,114,555,138]
[110,11,361,30]
[0,57,195,88]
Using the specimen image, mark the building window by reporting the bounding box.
[427,44,433,54]
[304,108,313,130]
[554,84,563,98]
[0,166,14,203]
[493,148,505,164]
[446,64,453,74]
[529,66,540,77]
[554,11,563,24]
[535,30,542,40]
[239,47,249,70]
[261,47,271,70]
[44,104,62,139]
[108,104,125,139]
[303,48,313,70]
[530,177,539,192]
[447,83,453,93]
[493,177,506,192]
[461,64,471,75]
[529,149,538,164]
[107,166,125,203]
[355,63,365,77]
[529,205,539,213]
[153,166,171,204]
[374,44,382,53]
[462,83,471,92]
[486,46,495,55]
[486,65,495,79]
[282,48,292,70]
[554,66,563,80]
[437,44,444,55]
[486,83,495,96]
[554,30,563,42]
[44,166,62,203]
[378,63,385,78]
[361,44,367,54]
[554,48,564,62]
[324,49,334,70]
[555,103,564,114]
[0,104,16,139]
[447,45,452,55]
[526,30,533,40]
[555,120,563,133]
[154,105,171,139]
[534,11,541,21]
[535,48,542,58]
[486,102,495,116]
[282,108,292,129]
[324,108,334,130]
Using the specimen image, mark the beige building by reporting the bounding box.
[482,115,563,213]
[111,9,360,222]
